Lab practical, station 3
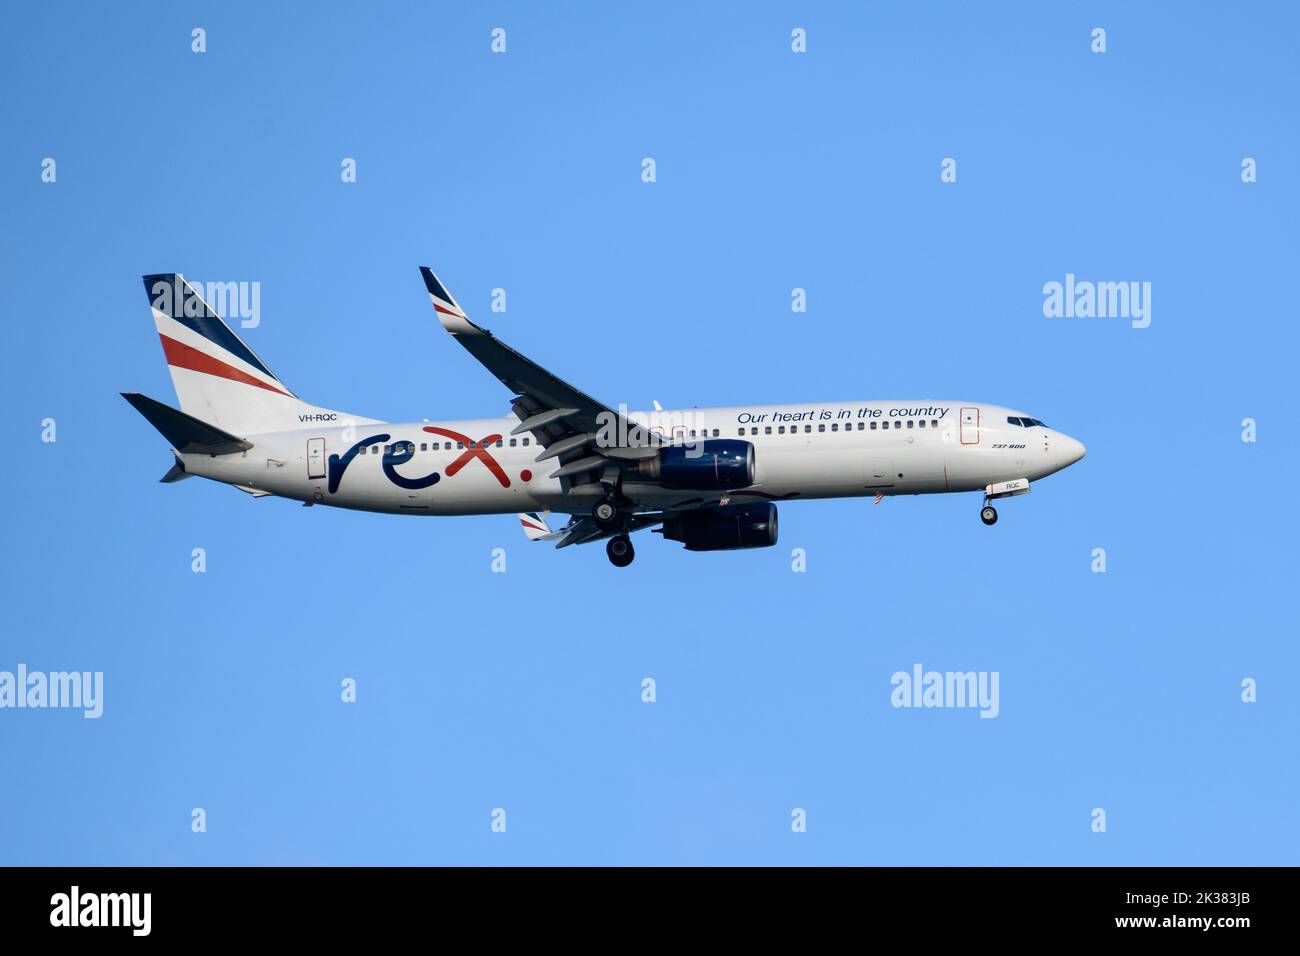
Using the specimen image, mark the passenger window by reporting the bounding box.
[907,420,914,429]
[764,426,771,434]
[509,438,517,447]
[496,440,503,447]
[870,421,877,430]
[523,438,530,446]
[818,424,825,432]
[918,420,925,428]
[778,426,785,434]
[894,421,902,429]
[931,420,938,427]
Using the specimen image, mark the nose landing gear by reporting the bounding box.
[606,534,635,567]
[979,478,1029,525]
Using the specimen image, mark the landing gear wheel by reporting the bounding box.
[606,534,635,567]
[592,498,620,531]
[980,506,998,526]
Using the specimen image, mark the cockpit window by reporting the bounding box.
[1007,416,1023,426]
[1009,416,1048,428]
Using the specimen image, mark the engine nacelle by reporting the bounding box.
[636,439,755,490]
[660,502,778,552]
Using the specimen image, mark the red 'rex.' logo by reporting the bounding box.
[423,426,511,487]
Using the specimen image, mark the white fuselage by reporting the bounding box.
[178,401,1085,517]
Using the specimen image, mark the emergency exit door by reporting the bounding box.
[307,438,326,479]
[960,407,980,445]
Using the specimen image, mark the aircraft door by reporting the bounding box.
[960,407,980,445]
[307,437,326,479]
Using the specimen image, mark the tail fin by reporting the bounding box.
[143,274,329,436]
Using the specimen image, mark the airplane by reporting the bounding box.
[123,269,1086,567]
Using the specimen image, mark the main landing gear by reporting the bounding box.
[592,497,620,531]
[606,534,635,568]
[980,505,998,526]
[595,488,634,566]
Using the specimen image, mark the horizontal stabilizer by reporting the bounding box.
[122,392,252,455]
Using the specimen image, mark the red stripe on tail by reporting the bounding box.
[159,334,293,398]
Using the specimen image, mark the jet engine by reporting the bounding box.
[636,439,755,490]
[659,502,778,551]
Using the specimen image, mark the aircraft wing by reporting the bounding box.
[420,267,660,491]
[546,512,666,549]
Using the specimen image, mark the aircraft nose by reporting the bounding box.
[1061,435,1086,466]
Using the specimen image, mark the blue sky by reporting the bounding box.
[1,1,1296,865]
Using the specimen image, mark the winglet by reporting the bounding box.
[519,511,552,541]
[419,267,480,335]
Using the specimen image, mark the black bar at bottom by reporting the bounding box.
[0,866,1281,941]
